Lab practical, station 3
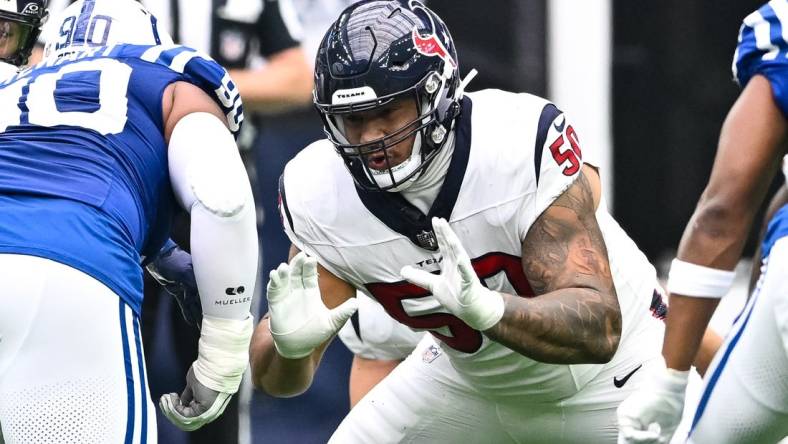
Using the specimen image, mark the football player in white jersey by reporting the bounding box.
[247,1,679,442]
[0,0,258,441]
[618,2,788,443]
[337,292,424,406]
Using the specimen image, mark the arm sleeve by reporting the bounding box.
[168,112,258,321]
[256,0,303,57]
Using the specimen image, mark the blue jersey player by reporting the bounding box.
[619,1,788,443]
[0,0,259,442]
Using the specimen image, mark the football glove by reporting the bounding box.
[160,315,252,431]
[400,217,504,331]
[617,367,689,444]
[267,252,358,359]
[146,239,202,329]
[160,366,231,432]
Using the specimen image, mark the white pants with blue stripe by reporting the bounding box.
[0,254,156,444]
[687,238,788,444]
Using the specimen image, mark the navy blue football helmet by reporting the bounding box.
[314,0,461,191]
[0,0,47,66]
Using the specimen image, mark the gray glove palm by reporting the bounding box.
[159,366,232,432]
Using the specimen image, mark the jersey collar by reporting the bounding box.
[355,96,473,251]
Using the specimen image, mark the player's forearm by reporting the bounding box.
[676,193,758,270]
[485,289,621,364]
[250,317,320,397]
[661,192,756,370]
[229,49,312,112]
[662,295,719,371]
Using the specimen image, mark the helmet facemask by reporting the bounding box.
[0,1,48,67]
[313,0,462,192]
[317,70,459,191]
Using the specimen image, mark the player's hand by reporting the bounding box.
[146,240,203,329]
[267,252,358,359]
[159,366,232,431]
[617,367,689,444]
[400,217,504,331]
[160,314,252,431]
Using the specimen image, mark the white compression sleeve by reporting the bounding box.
[168,112,259,321]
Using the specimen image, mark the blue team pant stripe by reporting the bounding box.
[688,288,760,437]
[133,316,148,444]
[119,301,135,444]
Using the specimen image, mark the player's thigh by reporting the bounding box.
[497,356,663,444]
[330,336,513,444]
[688,241,788,444]
[0,255,156,444]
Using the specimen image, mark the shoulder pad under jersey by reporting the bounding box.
[119,44,245,138]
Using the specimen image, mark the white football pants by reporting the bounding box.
[0,254,156,444]
[330,332,663,443]
[687,237,788,444]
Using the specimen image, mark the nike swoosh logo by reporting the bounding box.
[553,115,566,133]
[613,364,643,388]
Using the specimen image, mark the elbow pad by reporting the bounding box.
[168,112,251,217]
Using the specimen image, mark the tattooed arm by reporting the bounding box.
[484,166,622,364]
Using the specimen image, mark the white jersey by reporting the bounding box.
[280,89,664,401]
[338,291,426,361]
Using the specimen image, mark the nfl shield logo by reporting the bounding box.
[416,230,437,250]
[422,343,442,363]
[219,30,246,63]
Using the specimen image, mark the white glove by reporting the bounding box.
[267,252,359,359]
[617,367,689,444]
[400,217,504,331]
[160,315,253,431]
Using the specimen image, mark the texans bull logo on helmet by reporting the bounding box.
[410,0,456,68]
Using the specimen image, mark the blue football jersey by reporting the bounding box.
[733,0,788,116]
[0,44,244,314]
